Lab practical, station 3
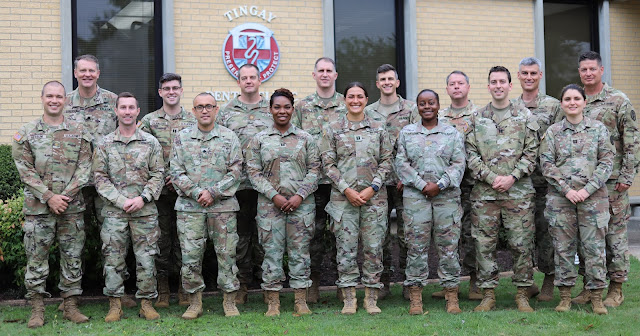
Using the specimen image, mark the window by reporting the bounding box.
[334,0,405,102]
[72,0,163,116]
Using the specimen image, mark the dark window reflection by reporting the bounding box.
[73,0,162,117]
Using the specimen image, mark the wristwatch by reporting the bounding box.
[141,195,150,203]
[371,184,380,192]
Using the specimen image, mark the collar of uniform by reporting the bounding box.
[370,94,407,115]
[68,85,108,108]
[189,124,220,141]
[442,100,475,118]
[231,95,269,110]
[562,117,592,132]
[516,91,543,109]
[415,120,447,134]
[113,127,145,143]
[586,83,612,104]
[36,116,71,132]
[156,106,188,120]
[313,91,344,109]
[340,114,372,131]
[267,124,298,137]
[480,102,517,119]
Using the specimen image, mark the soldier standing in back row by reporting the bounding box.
[13,81,92,328]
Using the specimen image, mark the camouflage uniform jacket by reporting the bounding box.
[64,86,118,146]
[583,83,639,185]
[139,106,197,193]
[12,116,92,215]
[170,125,242,213]
[540,117,614,196]
[93,128,164,217]
[216,95,272,190]
[512,92,563,187]
[466,102,540,200]
[364,95,418,186]
[395,121,466,199]
[292,91,345,185]
[246,125,320,200]
[439,100,477,187]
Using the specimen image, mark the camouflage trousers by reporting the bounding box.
[177,211,240,293]
[459,185,475,274]
[236,189,264,285]
[23,213,85,299]
[403,196,462,288]
[381,185,406,283]
[156,192,181,280]
[534,185,554,275]
[309,184,337,278]
[257,195,314,291]
[546,192,608,289]
[101,215,159,299]
[330,201,388,289]
[471,197,535,288]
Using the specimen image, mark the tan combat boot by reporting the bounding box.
[62,296,89,323]
[408,286,423,315]
[340,287,357,315]
[28,293,45,328]
[139,299,160,320]
[121,294,137,308]
[603,281,624,307]
[445,287,462,314]
[307,274,320,303]
[468,272,483,300]
[104,297,123,323]
[571,277,590,304]
[223,291,240,317]
[236,284,248,304]
[181,292,203,320]
[294,289,312,315]
[590,289,608,315]
[178,286,190,306]
[473,288,496,312]
[155,275,170,308]
[555,286,572,312]
[526,282,540,299]
[363,287,381,315]
[537,274,555,302]
[516,287,534,312]
[264,290,280,317]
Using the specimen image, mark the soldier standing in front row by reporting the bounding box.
[170,92,242,319]
[13,81,92,328]
[93,92,164,322]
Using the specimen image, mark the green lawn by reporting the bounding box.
[1,258,638,336]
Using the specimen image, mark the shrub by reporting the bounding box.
[0,144,23,200]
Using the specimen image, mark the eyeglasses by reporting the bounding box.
[161,86,182,92]
[194,104,217,112]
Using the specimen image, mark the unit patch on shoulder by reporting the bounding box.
[137,120,142,128]
[13,132,22,142]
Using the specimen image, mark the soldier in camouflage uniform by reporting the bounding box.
[139,73,196,308]
[465,66,539,313]
[572,51,640,308]
[437,70,481,300]
[292,57,345,303]
[13,81,92,328]
[513,57,564,301]
[364,64,418,300]
[395,89,466,315]
[321,82,393,315]
[540,84,614,315]
[246,88,320,316]
[93,92,164,322]
[216,64,271,303]
[171,92,242,319]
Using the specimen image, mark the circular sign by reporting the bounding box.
[222,23,280,82]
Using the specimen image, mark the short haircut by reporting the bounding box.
[159,73,182,87]
[416,89,440,104]
[446,70,469,85]
[41,80,65,96]
[560,83,586,101]
[488,66,511,83]
[193,91,216,105]
[116,92,138,108]
[343,81,368,98]
[314,57,336,71]
[270,88,294,107]
[238,64,260,76]
[74,54,100,70]
[519,57,542,70]
[578,51,602,67]
[376,64,398,80]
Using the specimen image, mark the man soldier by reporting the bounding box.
[512,57,563,301]
[435,70,481,300]
[139,73,196,307]
[466,66,539,312]
[93,92,164,322]
[364,64,418,299]
[216,64,271,303]
[572,51,640,307]
[13,81,92,328]
[292,57,345,302]
[171,92,242,318]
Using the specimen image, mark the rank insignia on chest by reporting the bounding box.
[280,143,286,147]
[323,116,329,122]
[249,115,255,120]
[425,140,432,146]
[355,135,362,142]
[172,129,178,133]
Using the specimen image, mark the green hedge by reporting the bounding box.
[0,144,23,201]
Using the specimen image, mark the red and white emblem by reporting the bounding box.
[222,23,280,82]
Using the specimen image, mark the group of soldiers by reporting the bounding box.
[12,50,636,327]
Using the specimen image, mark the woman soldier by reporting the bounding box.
[395,89,466,315]
[321,82,393,315]
[246,88,321,316]
[539,84,615,315]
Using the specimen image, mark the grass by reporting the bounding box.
[1,258,639,336]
